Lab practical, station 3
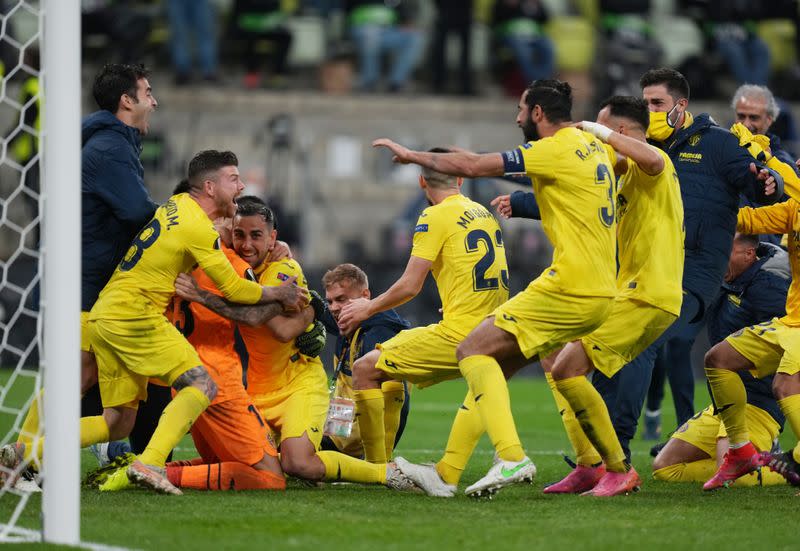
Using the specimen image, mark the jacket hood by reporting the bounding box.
[725,242,790,292]
[81,110,141,150]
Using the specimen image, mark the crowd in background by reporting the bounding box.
[59,0,800,101]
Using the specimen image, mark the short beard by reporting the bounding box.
[522,119,540,142]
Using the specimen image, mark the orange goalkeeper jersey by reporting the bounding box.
[738,199,800,326]
[167,245,255,404]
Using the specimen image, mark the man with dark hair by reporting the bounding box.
[653,233,789,487]
[67,150,305,494]
[174,196,417,491]
[372,79,618,497]
[8,63,161,475]
[487,95,683,497]
[589,67,782,472]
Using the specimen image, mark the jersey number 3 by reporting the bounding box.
[465,229,509,292]
[596,163,615,228]
[120,219,161,271]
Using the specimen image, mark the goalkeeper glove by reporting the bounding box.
[309,289,329,321]
[730,122,772,163]
[296,320,326,358]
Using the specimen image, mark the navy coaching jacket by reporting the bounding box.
[707,242,790,425]
[653,113,783,309]
[81,110,157,312]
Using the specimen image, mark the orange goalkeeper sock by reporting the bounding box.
[166,462,286,491]
[166,457,206,468]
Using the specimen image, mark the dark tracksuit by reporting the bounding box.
[81,110,163,454]
[319,308,412,454]
[705,242,789,427]
[592,113,783,460]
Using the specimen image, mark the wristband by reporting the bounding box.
[581,121,613,142]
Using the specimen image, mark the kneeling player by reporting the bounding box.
[176,196,415,490]
[703,198,800,489]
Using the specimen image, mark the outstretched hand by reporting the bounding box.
[490,194,513,219]
[373,138,414,164]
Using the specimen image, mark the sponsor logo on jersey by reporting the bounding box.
[415,224,429,233]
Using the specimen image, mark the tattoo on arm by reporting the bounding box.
[173,366,217,401]
[199,290,284,326]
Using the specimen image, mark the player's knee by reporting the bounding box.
[352,353,379,390]
[173,366,218,401]
[704,344,725,371]
[772,374,792,400]
[455,339,475,362]
[80,352,98,393]
[651,449,672,472]
[279,453,315,480]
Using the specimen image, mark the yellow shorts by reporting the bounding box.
[376,323,462,388]
[493,283,613,360]
[81,311,91,353]
[726,318,800,378]
[672,404,780,456]
[583,298,677,378]
[250,363,329,449]
[88,316,201,408]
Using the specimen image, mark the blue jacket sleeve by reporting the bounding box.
[359,325,399,358]
[716,131,783,205]
[509,190,541,220]
[747,272,789,322]
[94,152,156,228]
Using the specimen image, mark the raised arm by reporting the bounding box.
[578,121,664,176]
[175,272,291,326]
[373,138,505,178]
[337,255,432,335]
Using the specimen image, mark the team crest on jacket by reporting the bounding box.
[688,134,701,146]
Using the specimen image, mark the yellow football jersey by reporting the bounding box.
[614,147,685,315]
[738,199,800,326]
[239,257,325,394]
[91,193,262,321]
[411,193,509,339]
[502,127,617,297]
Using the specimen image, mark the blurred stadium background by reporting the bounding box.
[2,0,800,373]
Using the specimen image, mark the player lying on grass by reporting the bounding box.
[654,234,790,487]
[173,196,416,491]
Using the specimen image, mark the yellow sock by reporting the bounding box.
[705,367,749,443]
[436,390,484,485]
[139,386,209,468]
[354,388,386,463]
[80,415,110,448]
[459,355,523,462]
[653,458,787,486]
[18,390,43,465]
[317,450,385,484]
[381,380,405,459]
[653,460,716,482]
[555,376,626,472]
[777,395,800,463]
[544,372,601,466]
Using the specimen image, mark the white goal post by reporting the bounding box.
[41,0,81,544]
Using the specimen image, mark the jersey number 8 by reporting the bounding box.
[119,219,161,271]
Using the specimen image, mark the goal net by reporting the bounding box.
[0,0,80,544]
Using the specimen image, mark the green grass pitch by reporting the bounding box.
[1,374,797,550]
